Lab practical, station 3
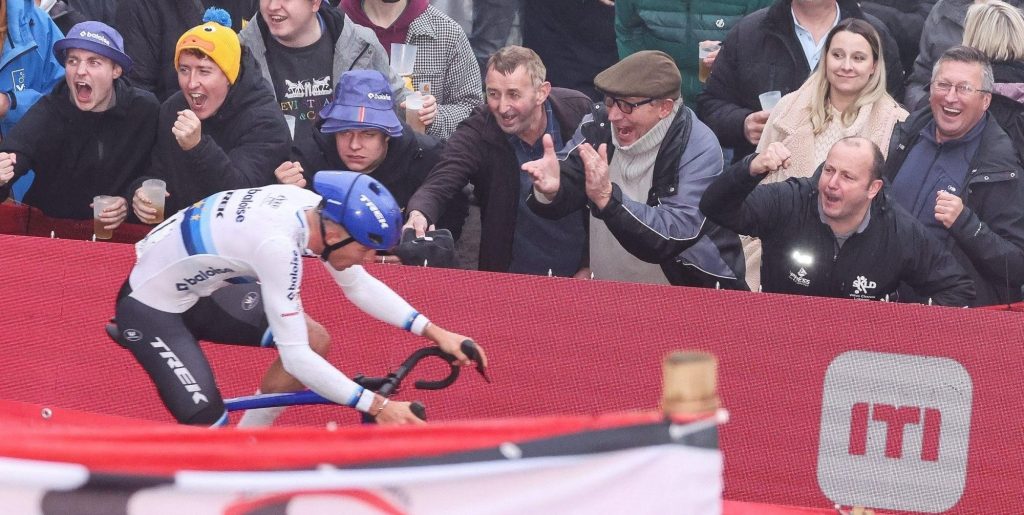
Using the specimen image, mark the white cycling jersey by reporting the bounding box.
[128,185,428,411]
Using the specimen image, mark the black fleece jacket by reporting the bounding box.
[133,49,290,218]
[0,78,159,219]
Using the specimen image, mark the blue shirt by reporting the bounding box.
[792,4,841,71]
[891,114,988,244]
[506,101,587,276]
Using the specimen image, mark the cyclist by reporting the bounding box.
[111,171,486,427]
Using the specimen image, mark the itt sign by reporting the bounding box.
[817,351,973,513]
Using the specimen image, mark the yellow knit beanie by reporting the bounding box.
[174,21,241,85]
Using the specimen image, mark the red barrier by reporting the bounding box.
[0,200,150,243]
[2,234,1022,514]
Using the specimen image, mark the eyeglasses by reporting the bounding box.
[604,96,656,114]
[931,80,990,96]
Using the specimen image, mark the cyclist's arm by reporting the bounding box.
[275,343,375,411]
[325,263,485,366]
[254,239,375,412]
[324,263,430,335]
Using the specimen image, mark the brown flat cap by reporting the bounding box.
[595,50,681,100]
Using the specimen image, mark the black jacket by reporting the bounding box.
[134,49,290,217]
[528,104,748,289]
[701,155,975,306]
[49,0,87,35]
[859,0,928,77]
[115,0,258,102]
[0,79,159,219]
[885,108,1024,306]
[292,122,468,241]
[696,0,904,159]
[407,87,593,273]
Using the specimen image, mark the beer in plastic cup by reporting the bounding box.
[93,195,116,240]
[390,43,417,77]
[698,42,720,84]
[759,90,782,111]
[142,179,167,223]
[405,91,426,133]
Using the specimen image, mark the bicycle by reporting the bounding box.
[105,320,488,423]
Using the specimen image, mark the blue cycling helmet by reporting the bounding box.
[313,171,401,253]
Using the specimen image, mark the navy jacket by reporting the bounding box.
[886,108,1024,306]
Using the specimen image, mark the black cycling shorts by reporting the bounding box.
[114,281,275,426]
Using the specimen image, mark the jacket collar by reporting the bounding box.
[763,0,865,36]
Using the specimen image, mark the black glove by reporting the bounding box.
[393,228,457,268]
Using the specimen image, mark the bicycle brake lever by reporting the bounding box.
[461,339,491,383]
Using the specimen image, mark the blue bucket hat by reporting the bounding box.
[319,70,402,138]
[53,21,133,73]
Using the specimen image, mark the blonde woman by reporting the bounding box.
[743,18,908,291]
[963,0,1024,103]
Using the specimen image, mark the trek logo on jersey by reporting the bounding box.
[214,190,236,218]
[286,250,300,301]
[150,337,208,405]
[175,266,236,291]
[235,188,262,222]
[359,194,390,229]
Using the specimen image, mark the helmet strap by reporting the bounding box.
[318,211,356,262]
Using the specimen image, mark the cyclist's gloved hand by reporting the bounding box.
[393,228,457,268]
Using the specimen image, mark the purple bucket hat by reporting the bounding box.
[319,70,402,138]
[54,21,133,73]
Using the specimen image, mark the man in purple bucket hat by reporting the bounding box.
[0,21,159,231]
[276,69,468,262]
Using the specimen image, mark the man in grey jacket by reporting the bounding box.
[238,0,422,149]
[523,50,746,288]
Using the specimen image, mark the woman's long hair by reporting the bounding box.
[963,0,1024,63]
[807,18,888,135]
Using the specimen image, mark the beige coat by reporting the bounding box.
[743,80,908,291]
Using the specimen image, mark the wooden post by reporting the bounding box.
[661,351,719,415]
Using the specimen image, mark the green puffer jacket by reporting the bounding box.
[615,0,774,108]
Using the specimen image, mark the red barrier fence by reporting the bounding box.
[0,200,150,243]
[2,234,1022,514]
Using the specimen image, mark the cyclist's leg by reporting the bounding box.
[256,317,330,394]
[183,283,332,426]
[114,282,227,427]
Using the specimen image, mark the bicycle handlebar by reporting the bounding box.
[223,340,487,420]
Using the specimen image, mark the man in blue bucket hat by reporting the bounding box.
[0,21,159,231]
[276,69,468,262]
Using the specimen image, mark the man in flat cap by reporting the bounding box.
[522,50,747,288]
